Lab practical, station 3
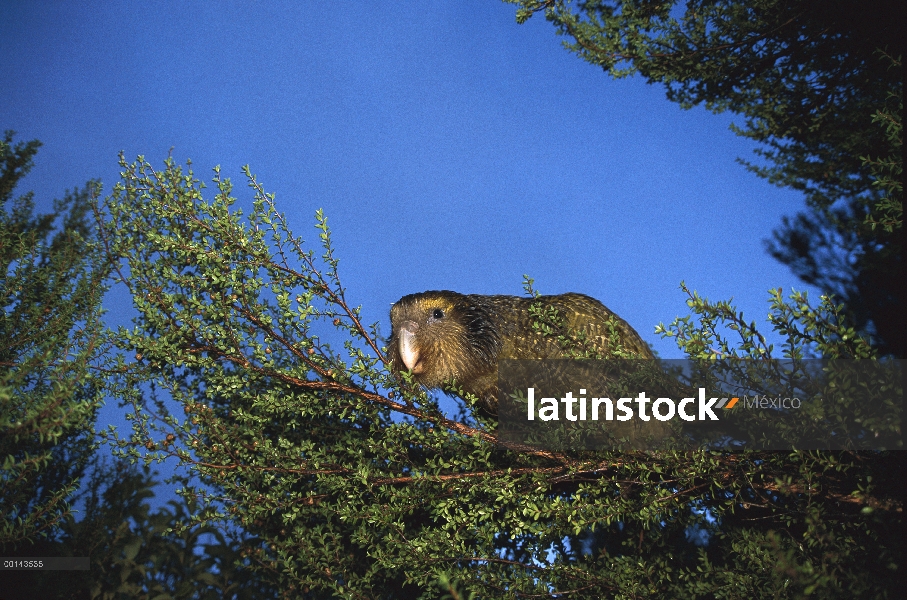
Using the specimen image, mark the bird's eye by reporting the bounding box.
[432,308,444,320]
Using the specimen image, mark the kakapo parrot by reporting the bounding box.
[388,291,654,415]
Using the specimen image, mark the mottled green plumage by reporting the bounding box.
[389,291,653,414]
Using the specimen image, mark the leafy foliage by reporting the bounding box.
[100,156,903,598]
[1,133,270,599]
[2,459,278,600]
[0,131,108,549]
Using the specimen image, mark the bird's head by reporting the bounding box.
[388,290,501,388]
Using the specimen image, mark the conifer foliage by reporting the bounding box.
[504,0,904,356]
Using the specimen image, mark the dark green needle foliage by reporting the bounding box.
[0,131,108,550]
[503,0,904,356]
[101,155,902,598]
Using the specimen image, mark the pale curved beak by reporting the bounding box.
[398,322,422,372]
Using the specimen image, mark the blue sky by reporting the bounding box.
[3,1,819,366]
